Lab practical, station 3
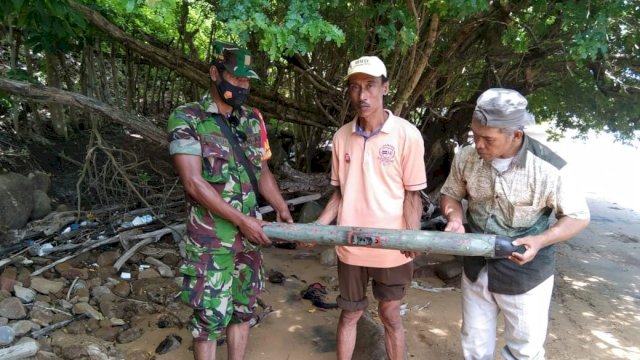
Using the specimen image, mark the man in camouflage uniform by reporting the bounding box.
[167,41,293,360]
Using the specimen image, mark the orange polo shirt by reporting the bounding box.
[331,110,427,268]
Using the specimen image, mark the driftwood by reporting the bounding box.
[0,78,167,146]
[258,193,321,214]
[278,164,331,194]
[30,229,141,277]
[22,193,321,276]
[111,223,198,270]
[30,314,88,339]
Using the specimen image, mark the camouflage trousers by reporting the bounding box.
[179,247,264,341]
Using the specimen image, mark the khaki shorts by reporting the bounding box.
[336,259,413,312]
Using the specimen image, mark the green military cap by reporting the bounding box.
[212,41,260,80]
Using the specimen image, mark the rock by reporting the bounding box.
[94,326,121,342]
[161,253,180,267]
[65,320,88,335]
[138,268,161,279]
[165,302,194,325]
[116,327,144,344]
[110,318,125,326]
[297,201,324,223]
[31,190,52,220]
[111,282,130,298]
[17,268,31,288]
[126,349,152,360]
[1,267,17,279]
[0,325,15,345]
[131,278,181,305]
[0,276,16,293]
[14,285,37,303]
[55,204,70,212]
[0,317,7,326]
[30,278,65,295]
[34,350,62,360]
[28,172,51,193]
[73,303,102,320]
[144,257,175,277]
[58,299,73,310]
[0,172,34,231]
[73,287,90,303]
[0,289,11,302]
[96,251,120,267]
[155,334,182,355]
[54,263,72,274]
[90,286,112,300]
[51,333,120,359]
[320,248,337,266]
[98,294,124,319]
[434,259,463,281]
[0,297,27,319]
[61,267,89,281]
[29,303,54,326]
[0,336,39,358]
[9,319,40,336]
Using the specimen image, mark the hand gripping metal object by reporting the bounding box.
[262,223,524,258]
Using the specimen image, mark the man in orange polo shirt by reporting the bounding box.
[315,56,427,360]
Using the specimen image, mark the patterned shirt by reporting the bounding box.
[441,135,589,294]
[167,94,271,257]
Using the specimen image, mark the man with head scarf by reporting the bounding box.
[440,88,590,360]
[167,41,292,360]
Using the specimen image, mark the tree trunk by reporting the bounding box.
[111,41,119,106]
[25,46,42,135]
[0,77,167,146]
[45,52,68,138]
[126,47,136,111]
[141,64,152,114]
[96,38,110,104]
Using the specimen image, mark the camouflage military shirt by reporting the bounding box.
[167,93,272,257]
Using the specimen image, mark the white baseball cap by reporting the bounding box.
[345,56,387,80]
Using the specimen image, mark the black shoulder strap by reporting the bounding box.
[212,114,263,205]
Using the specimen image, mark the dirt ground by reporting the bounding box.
[116,196,640,360]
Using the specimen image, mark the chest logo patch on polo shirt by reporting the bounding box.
[378,144,395,166]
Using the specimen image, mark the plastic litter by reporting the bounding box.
[120,272,131,280]
[28,243,55,257]
[131,214,153,226]
[138,264,151,272]
[120,214,153,229]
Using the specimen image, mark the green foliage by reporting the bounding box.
[1,0,87,54]
[370,3,418,56]
[217,0,345,59]
[426,0,490,18]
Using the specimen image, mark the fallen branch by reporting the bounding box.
[30,229,140,277]
[30,314,88,339]
[112,237,154,271]
[258,193,321,214]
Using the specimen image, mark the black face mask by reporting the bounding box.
[216,72,250,109]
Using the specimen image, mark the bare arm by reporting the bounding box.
[315,187,342,225]
[440,194,465,233]
[258,161,293,223]
[173,154,271,245]
[510,216,590,265]
[403,191,423,230]
[402,190,423,258]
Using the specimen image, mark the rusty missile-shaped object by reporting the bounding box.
[262,223,522,258]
